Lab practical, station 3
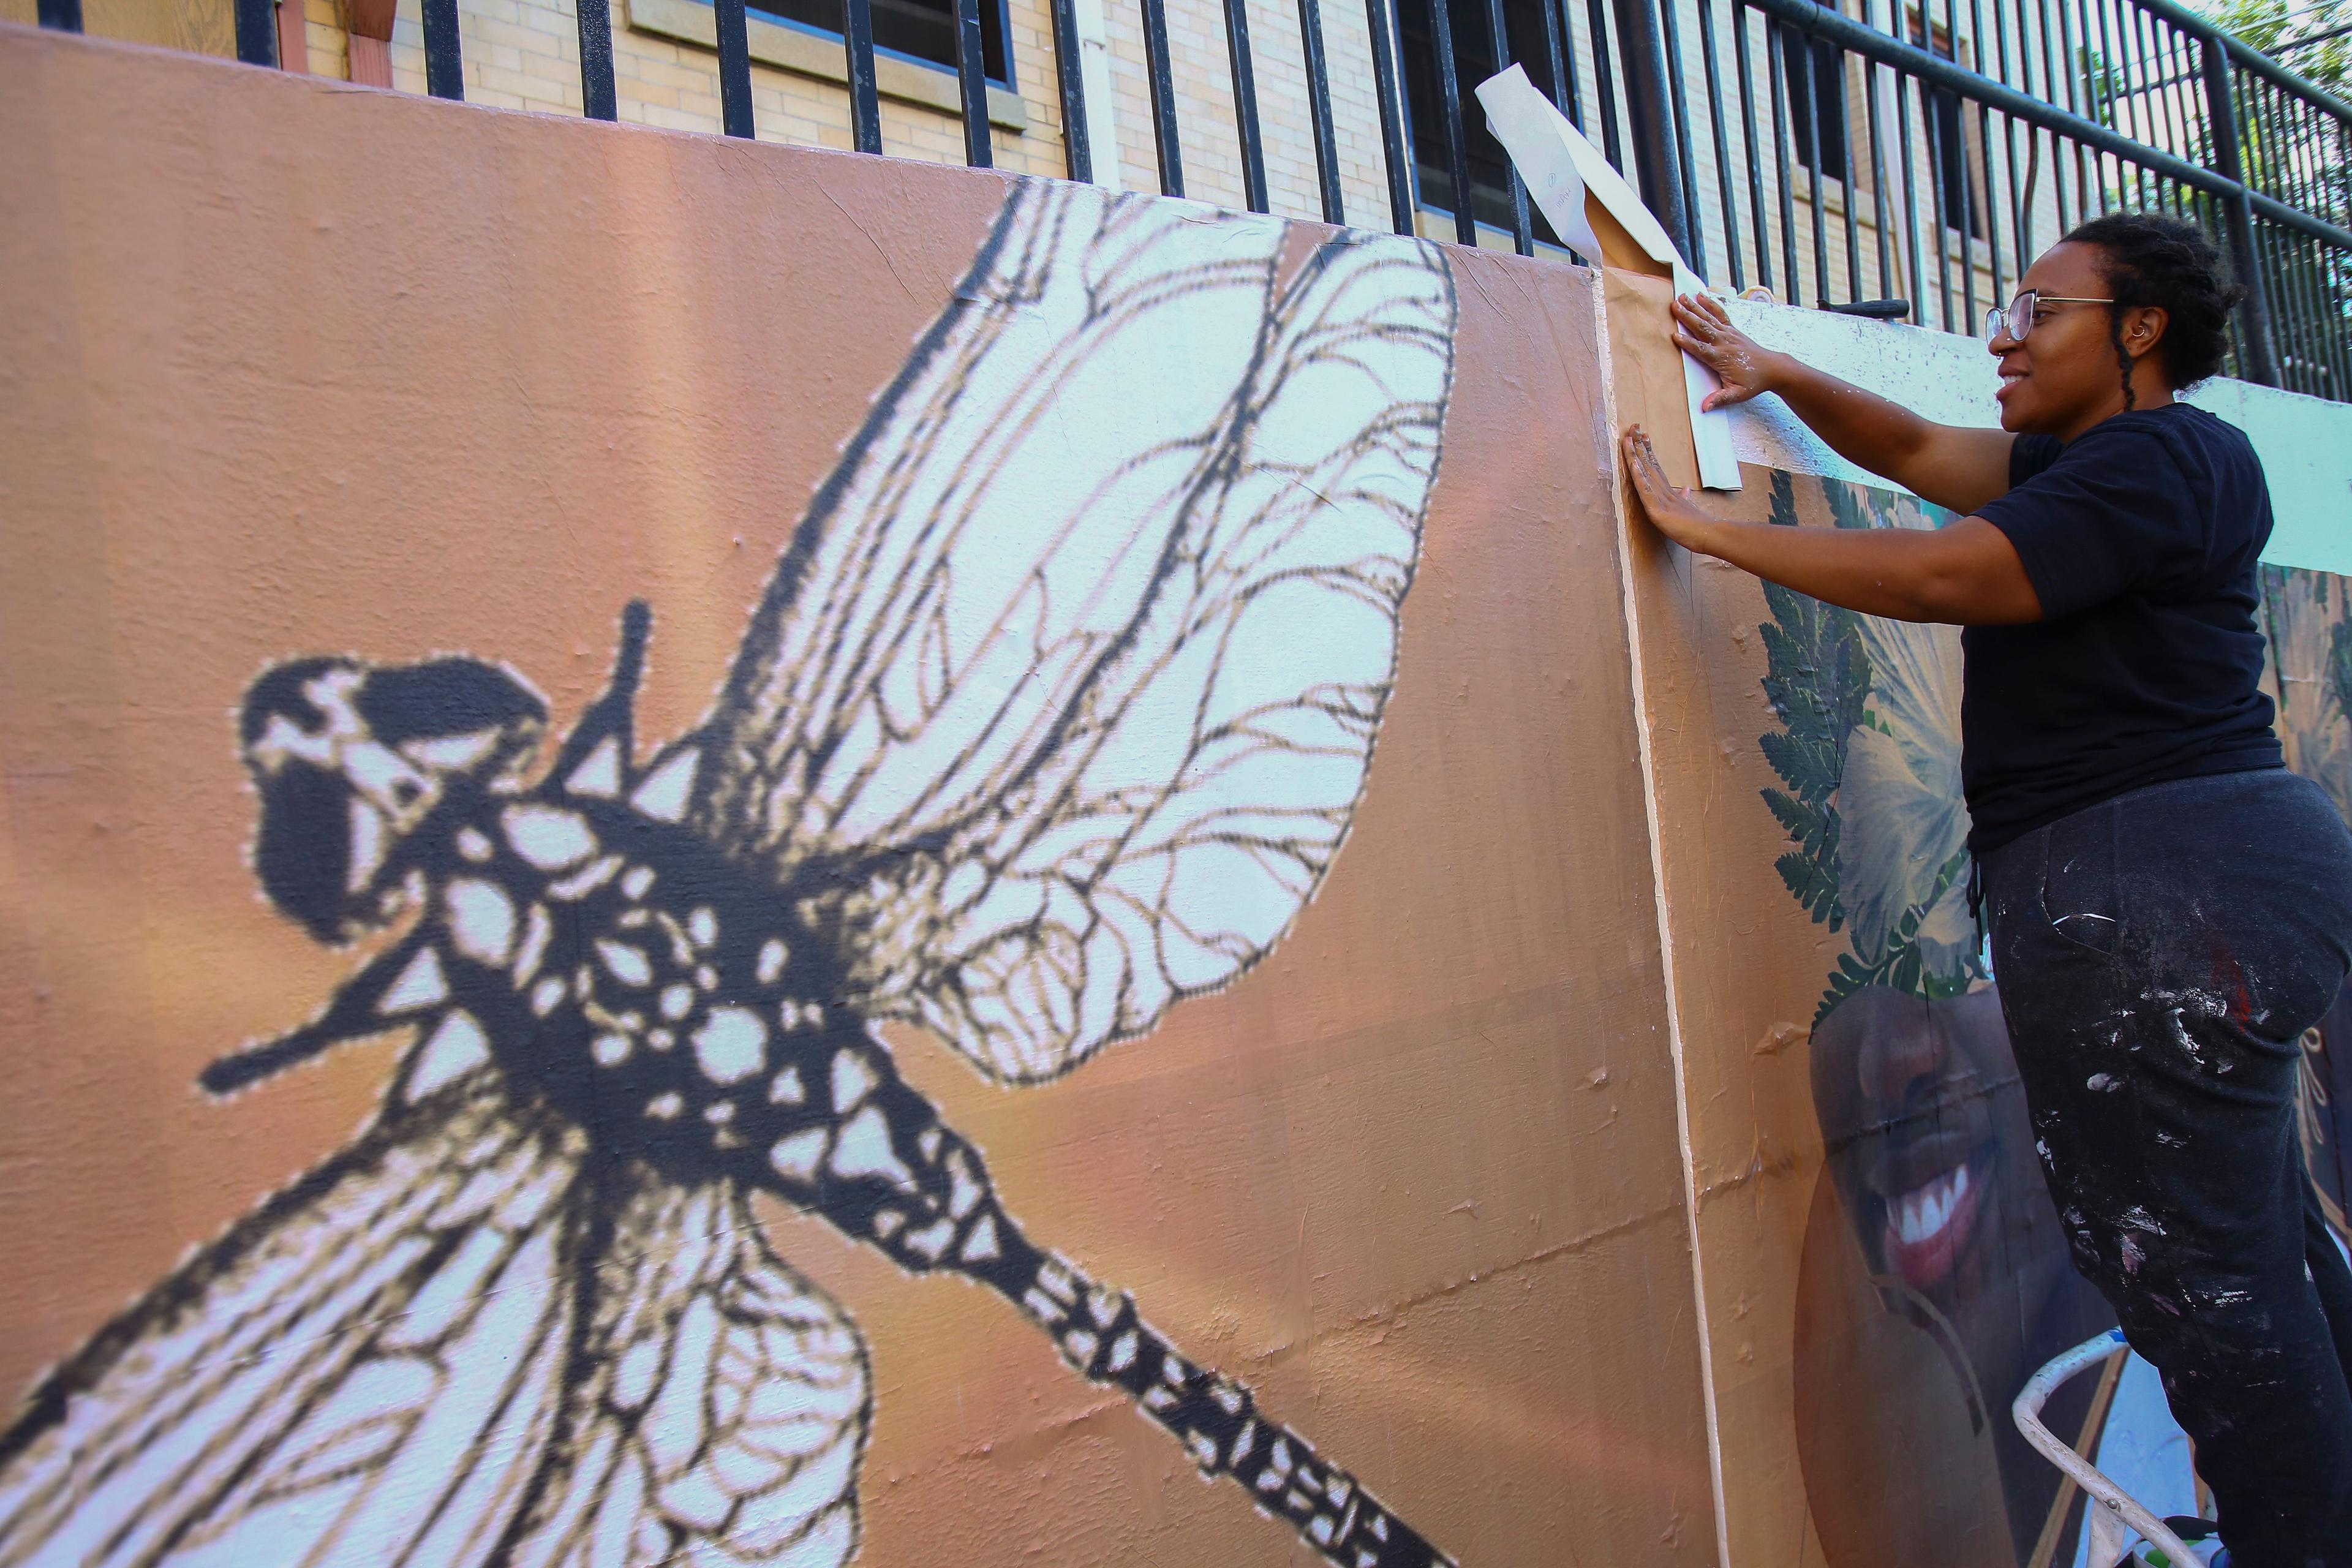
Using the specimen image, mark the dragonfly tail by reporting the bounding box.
[987,1223,1457,1568]
[810,1059,1458,1568]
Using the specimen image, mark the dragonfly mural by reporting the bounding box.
[0,180,1459,1567]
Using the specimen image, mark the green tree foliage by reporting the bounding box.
[2205,0,2351,393]
[2203,0,2349,96]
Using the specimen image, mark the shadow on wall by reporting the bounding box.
[1769,473,2352,1567]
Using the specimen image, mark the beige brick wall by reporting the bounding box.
[1085,0,1404,222]
[368,0,1068,174]
[140,0,2067,313]
[273,0,1414,224]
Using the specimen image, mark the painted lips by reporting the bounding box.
[1881,1155,1989,1291]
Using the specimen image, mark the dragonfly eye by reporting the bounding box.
[239,656,547,943]
[357,658,548,764]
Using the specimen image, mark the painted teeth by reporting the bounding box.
[1891,1164,1971,1246]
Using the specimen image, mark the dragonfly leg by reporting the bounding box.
[198,928,439,1095]
[549,600,651,786]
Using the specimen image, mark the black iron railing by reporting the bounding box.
[34,0,2351,399]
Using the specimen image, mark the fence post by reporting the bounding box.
[2199,37,2281,387]
[1611,0,1697,263]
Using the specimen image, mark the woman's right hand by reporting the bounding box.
[1670,293,1788,410]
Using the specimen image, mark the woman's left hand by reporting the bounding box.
[1621,426,1719,554]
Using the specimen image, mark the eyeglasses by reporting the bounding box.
[1985,290,2116,344]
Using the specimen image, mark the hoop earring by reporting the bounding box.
[2106,306,2136,412]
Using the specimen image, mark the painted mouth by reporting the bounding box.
[1879,1153,1991,1292]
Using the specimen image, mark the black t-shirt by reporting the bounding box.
[1961,402,2281,853]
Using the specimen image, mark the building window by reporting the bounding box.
[749,0,1012,85]
[1921,81,1974,230]
[1395,0,1574,244]
[1780,30,1849,181]
[1905,15,1981,233]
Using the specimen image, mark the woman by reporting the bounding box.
[1623,213,2352,1567]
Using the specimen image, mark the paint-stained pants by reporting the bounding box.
[1981,767,2352,1568]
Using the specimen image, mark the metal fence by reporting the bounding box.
[32,0,2352,399]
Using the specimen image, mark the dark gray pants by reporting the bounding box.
[1981,767,2352,1568]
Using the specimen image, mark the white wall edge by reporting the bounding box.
[1713,296,2352,579]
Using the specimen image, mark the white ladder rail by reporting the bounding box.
[2012,1329,2202,1568]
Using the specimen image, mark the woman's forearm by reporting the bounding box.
[1619,426,2043,624]
[1766,358,1937,478]
[1678,513,2044,625]
[1670,295,2016,514]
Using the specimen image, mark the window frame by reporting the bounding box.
[1781,27,1854,187]
[1392,0,1581,250]
[624,0,1028,127]
[1904,7,1989,237]
[739,0,1017,90]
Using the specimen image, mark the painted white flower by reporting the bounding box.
[1835,497,1977,982]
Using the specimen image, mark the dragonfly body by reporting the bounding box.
[209,617,1455,1568]
[223,620,1019,1287]
[399,765,951,1234]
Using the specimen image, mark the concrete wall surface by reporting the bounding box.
[4,23,2351,1568]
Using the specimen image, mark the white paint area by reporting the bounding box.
[502,804,597,871]
[2070,1352,2198,1568]
[630,746,699,823]
[565,735,622,797]
[595,939,653,989]
[379,947,449,1014]
[1716,295,2352,577]
[829,1106,915,1191]
[408,1011,491,1099]
[444,878,517,966]
[769,1128,828,1183]
[692,1006,768,1086]
[830,1050,876,1112]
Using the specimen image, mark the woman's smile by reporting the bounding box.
[1877,1148,1994,1291]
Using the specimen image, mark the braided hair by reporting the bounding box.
[2061,213,2245,407]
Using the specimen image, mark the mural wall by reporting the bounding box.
[13,23,2352,1568]
[0,26,1711,1568]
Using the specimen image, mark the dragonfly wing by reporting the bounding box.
[691,177,1292,864]
[867,225,1457,1082]
[0,1070,595,1568]
[693,176,1456,1082]
[500,1183,869,1568]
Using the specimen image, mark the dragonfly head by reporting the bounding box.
[241,656,548,941]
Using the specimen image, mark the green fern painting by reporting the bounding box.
[1755,471,1986,1022]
